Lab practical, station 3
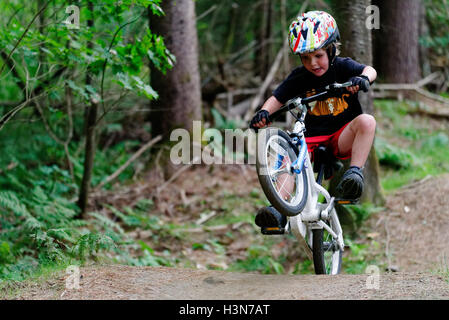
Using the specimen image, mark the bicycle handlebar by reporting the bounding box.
[269,81,366,121]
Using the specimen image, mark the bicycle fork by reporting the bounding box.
[287,140,345,252]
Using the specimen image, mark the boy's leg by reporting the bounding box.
[337,114,376,167]
[336,114,376,199]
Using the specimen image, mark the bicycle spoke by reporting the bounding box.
[275,175,289,199]
[269,140,287,156]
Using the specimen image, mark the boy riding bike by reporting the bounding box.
[250,11,377,230]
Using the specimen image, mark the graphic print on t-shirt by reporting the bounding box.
[306,89,351,116]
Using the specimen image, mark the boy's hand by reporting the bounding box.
[348,75,370,94]
[250,110,271,132]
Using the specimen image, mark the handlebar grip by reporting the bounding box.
[359,79,370,92]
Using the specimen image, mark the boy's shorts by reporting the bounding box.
[305,122,351,161]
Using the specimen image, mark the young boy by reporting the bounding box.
[250,11,377,229]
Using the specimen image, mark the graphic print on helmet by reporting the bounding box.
[289,11,340,56]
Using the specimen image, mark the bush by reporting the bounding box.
[375,138,415,169]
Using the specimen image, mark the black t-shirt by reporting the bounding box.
[273,57,366,137]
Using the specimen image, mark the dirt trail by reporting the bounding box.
[14,265,449,300]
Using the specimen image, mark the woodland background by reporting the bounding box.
[0,0,448,282]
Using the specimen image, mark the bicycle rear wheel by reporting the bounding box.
[312,221,342,275]
[256,128,308,217]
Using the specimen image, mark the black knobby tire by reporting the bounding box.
[312,228,343,275]
[256,128,308,217]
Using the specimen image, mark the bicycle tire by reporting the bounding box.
[312,227,342,275]
[256,128,308,217]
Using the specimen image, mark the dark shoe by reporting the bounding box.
[336,166,364,200]
[255,206,287,228]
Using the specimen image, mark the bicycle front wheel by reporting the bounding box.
[256,128,308,217]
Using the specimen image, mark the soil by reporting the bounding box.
[6,166,449,300]
[14,265,449,300]
[370,173,449,273]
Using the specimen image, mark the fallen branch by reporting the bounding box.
[244,41,286,122]
[196,211,218,225]
[95,135,162,190]
[182,222,248,234]
[155,155,201,196]
[0,162,18,175]
[373,72,443,91]
[394,175,433,194]
[373,72,449,118]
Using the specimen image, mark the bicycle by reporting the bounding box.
[254,80,369,275]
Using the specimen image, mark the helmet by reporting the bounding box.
[288,11,340,56]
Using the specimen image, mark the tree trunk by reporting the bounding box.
[418,1,431,77]
[77,1,98,218]
[376,0,421,83]
[332,0,385,206]
[254,0,273,80]
[149,0,202,137]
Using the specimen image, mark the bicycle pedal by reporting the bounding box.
[335,198,359,205]
[261,226,286,235]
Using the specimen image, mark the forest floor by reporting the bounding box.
[4,98,449,300]
[6,164,449,300]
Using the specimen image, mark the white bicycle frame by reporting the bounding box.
[283,105,345,259]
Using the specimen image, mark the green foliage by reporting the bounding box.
[230,244,285,274]
[0,186,112,280]
[0,0,177,281]
[374,100,449,191]
[343,239,382,274]
[375,138,415,169]
[0,0,172,135]
[421,0,449,67]
[211,108,243,130]
[341,204,384,237]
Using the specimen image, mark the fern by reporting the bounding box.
[87,211,125,235]
[0,186,123,280]
[71,233,116,261]
[105,204,142,227]
[0,191,42,230]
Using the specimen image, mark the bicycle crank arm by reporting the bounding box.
[320,197,335,220]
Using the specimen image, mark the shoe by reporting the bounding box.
[255,206,287,229]
[336,166,364,200]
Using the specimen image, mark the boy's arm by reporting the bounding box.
[361,66,377,84]
[262,96,283,114]
[348,66,377,95]
[251,96,283,129]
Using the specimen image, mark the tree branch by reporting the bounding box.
[0,0,51,76]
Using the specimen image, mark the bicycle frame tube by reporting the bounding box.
[291,137,307,174]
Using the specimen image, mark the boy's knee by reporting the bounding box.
[356,114,376,133]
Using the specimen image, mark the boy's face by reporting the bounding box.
[300,49,329,77]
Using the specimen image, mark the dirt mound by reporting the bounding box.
[14,265,449,300]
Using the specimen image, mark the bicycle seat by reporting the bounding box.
[312,145,343,180]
